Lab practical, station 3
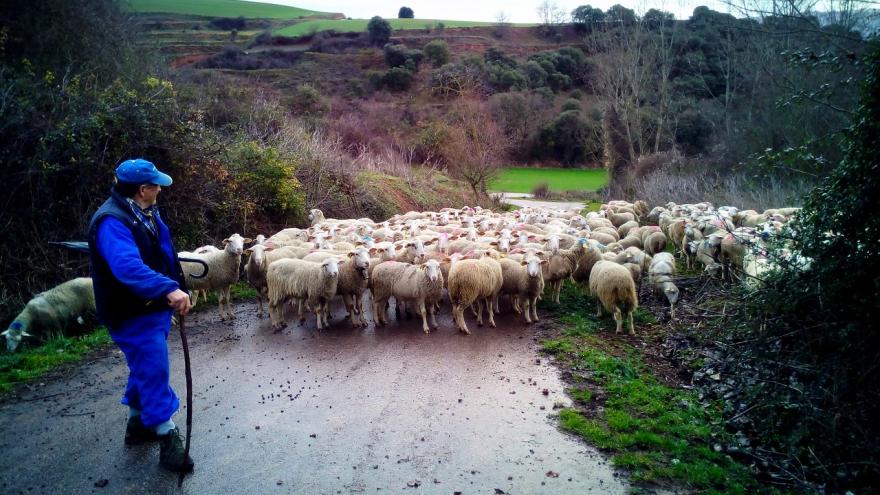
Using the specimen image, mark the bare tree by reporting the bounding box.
[536,0,568,35]
[494,11,512,38]
[442,99,511,197]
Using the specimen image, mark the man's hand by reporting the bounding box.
[166,289,192,316]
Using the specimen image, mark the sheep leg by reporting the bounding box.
[522,298,532,323]
[627,310,635,336]
[554,279,564,304]
[429,302,439,329]
[297,299,306,323]
[224,285,235,319]
[669,303,675,320]
[475,300,484,327]
[373,297,387,326]
[531,297,539,322]
[612,308,623,334]
[486,297,497,328]
[596,301,603,318]
[453,304,471,335]
[418,300,430,334]
[493,294,500,314]
[342,294,354,320]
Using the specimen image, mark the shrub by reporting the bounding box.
[536,110,603,165]
[383,43,423,69]
[532,182,551,198]
[380,67,415,91]
[423,39,450,67]
[290,83,328,115]
[367,16,392,45]
[398,6,414,18]
[487,64,527,92]
[561,98,582,112]
[210,16,246,31]
[523,61,549,89]
[430,63,487,98]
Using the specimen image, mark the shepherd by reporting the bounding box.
[87,158,194,472]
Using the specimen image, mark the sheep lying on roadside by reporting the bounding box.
[267,258,339,331]
[447,255,503,335]
[499,255,546,323]
[180,233,251,321]
[3,277,96,352]
[371,260,444,333]
[589,261,638,335]
[648,252,679,318]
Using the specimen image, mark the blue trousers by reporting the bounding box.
[110,310,179,428]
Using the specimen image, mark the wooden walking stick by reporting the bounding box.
[177,312,193,487]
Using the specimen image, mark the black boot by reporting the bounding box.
[158,427,194,473]
[124,415,159,445]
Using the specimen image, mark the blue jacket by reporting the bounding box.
[87,190,187,328]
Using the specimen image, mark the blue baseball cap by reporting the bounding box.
[115,158,172,186]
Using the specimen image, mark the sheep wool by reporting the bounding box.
[589,261,638,335]
[3,277,96,352]
[371,260,444,333]
[267,258,339,331]
[447,256,503,335]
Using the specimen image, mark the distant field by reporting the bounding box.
[125,0,324,18]
[490,168,609,193]
[275,18,510,36]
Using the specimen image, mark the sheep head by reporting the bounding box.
[222,233,250,255]
[3,321,32,352]
[321,258,340,278]
[421,259,442,282]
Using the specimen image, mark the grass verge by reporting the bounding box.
[0,282,257,394]
[275,18,523,37]
[539,283,763,494]
[490,167,608,193]
[0,327,111,393]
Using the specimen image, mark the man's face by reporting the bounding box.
[138,184,161,206]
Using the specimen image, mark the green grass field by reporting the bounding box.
[275,18,510,36]
[490,167,609,193]
[125,0,323,18]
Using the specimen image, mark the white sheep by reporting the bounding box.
[447,255,503,335]
[542,247,580,304]
[244,243,273,318]
[180,233,251,321]
[499,255,546,324]
[589,260,639,335]
[371,260,444,333]
[267,257,339,331]
[304,248,371,328]
[3,277,96,352]
[648,252,679,318]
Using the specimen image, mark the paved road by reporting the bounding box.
[0,298,628,494]
[492,192,587,212]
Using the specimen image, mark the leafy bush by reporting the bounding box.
[532,182,551,198]
[729,47,880,492]
[561,98,582,112]
[290,83,328,115]
[423,39,450,67]
[367,16,392,45]
[209,16,246,31]
[383,43,423,69]
[398,6,414,18]
[378,67,415,91]
[536,110,603,165]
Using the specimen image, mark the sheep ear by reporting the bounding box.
[21,331,32,337]
[245,247,254,253]
[0,330,8,336]
[424,239,434,245]
[520,260,528,266]
[490,241,498,246]
[540,260,548,265]
[348,251,355,258]
[264,246,275,251]
[222,238,230,245]
[443,257,451,262]
[243,238,253,243]
[369,248,376,255]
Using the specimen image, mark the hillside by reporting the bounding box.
[125,0,327,18]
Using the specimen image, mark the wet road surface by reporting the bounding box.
[0,298,628,494]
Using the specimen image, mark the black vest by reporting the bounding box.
[87,191,186,327]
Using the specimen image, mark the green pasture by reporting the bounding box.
[125,0,323,19]
[275,18,511,36]
[489,167,609,193]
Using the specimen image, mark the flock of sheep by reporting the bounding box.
[2,201,802,351]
